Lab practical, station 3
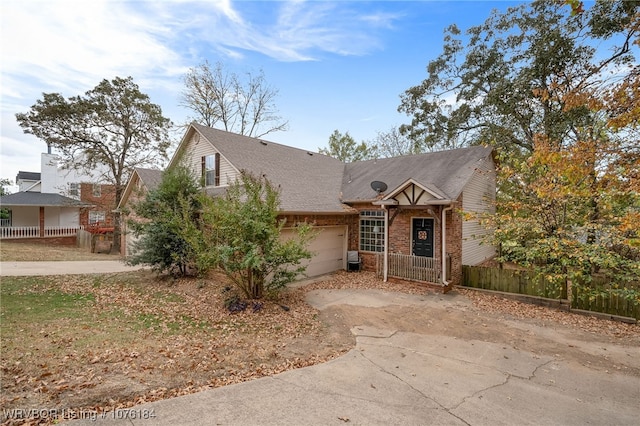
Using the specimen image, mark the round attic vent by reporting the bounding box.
[370,181,388,193]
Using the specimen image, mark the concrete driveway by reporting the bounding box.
[67,288,640,426]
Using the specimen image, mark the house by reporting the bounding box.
[119,123,496,287]
[0,153,115,245]
[118,167,163,256]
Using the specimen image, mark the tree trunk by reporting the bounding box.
[112,185,123,254]
[248,268,263,299]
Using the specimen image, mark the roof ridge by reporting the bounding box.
[191,122,342,162]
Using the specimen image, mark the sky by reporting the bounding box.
[0,0,525,191]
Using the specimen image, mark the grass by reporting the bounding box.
[0,269,346,423]
[0,241,121,261]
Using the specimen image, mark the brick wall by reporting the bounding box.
[3,236,77,246]
[445,198,463,285]
[278,214,355,228]
[348,201,464,285]
[79,183,117,227]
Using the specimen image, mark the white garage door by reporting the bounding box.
[281,225,347,277]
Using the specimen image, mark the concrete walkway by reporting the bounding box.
[0,261,143,276]
[66,289,640,426]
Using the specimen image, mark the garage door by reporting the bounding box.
[281,225,347,277]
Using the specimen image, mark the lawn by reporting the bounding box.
[0,241,121,262]
[3,242,637,425]
[0,270,350,424]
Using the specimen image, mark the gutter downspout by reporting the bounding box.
[383,205,389,282]
[442,204,453,288]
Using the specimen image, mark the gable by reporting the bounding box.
[171,126,240,187]
[117,168,163,210]
[163,124,495,215]
[170,123,348,213]
[380,178,453,206]
[342,146,494,203]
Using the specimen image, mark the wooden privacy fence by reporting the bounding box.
[462,266,566,299]
[571,281,640,320]
[462,265,640,320]
[377,253,440,283]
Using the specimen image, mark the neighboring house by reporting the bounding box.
[118,167,163,256]
[0,153,115,245]
[118,123,496,287]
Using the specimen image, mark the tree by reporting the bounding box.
[434,1,640,301]
[0,178,12,222]
[369,127,421,158]
[398,0,637,156]
[0,178,11,196]
[484,135,640,299]
[194,172,314,299]
[127,164,202,277]
[181,61,288,138]
[16,77,172,252]
[318,130,375,162]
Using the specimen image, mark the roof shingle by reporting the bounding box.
[0,192,93,207]
[341,146,494,202]
[181,124,494,213]
[192,124,347,213]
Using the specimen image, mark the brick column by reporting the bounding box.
[39,206,45,237]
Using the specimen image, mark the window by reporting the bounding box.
[89,211,106,224]
[69,182,79,197]
[92,183,101,197]
[202,154,220,186]
[359,210,385,252]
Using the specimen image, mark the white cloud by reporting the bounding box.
[171,0,394,62]
[2,1,183,95]
[0,0,400,182]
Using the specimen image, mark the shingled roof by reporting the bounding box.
[341,146,494,203]
[117,168,163,210]
[16,171,41,182]
[167,124,494,214]
[135,168,163,192]
[0,192,93,207]
[191,123,348,213]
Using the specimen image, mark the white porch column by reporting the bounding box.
[383,206,389,282]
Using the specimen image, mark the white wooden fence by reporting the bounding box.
[376,253,440,283]
[0,226,80,239]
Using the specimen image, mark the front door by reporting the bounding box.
[412,218,434,258]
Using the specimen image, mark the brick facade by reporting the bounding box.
[445,197,464,285]
[79,183,117,227]
[347,198,464,285]
[3,236,77,246]
[278,213,356,229]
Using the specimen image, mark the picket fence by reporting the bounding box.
[0,226,80,239]
[376,253,440,283]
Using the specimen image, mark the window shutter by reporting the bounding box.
[215,153,220,186]
[201,156,206,186]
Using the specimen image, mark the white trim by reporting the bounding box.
[382,178,447,201]
[383,206,389,282]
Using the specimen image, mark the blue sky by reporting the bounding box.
[1,0,525,189]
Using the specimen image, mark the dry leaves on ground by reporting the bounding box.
[1,270,637,426]
[0,242,120,262]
